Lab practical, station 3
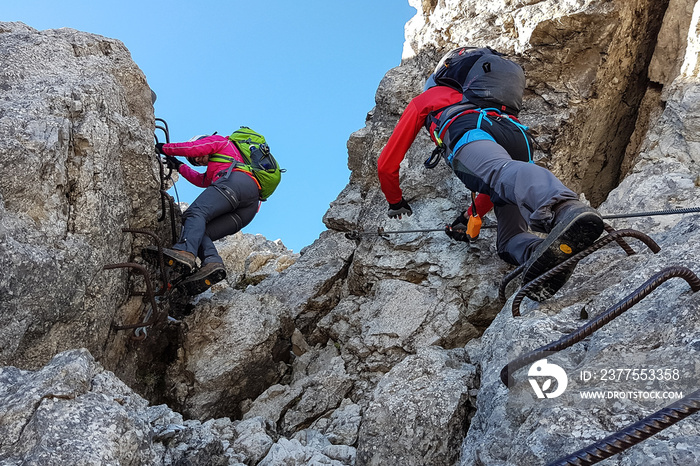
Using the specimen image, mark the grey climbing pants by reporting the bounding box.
[174,170,260,265]
[452,139,578,265]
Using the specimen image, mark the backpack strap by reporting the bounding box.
[208,153,254,182]
[425,102,535,169]
[444,108,534,167]
[208,154,237,164]
[476,108,533,164]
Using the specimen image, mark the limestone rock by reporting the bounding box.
[309,399,362,446]
[249,231,357,337]
[0,22,162,370]
[258,435,353,466]
[216,232,299,289]
[166,288,293,421]
[0,349,159,465]
[356,347,478,466]
[0,349,352,466]
[4,0,700,464]
[243,344,353,436]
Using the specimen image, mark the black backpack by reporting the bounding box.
[431,47,525,116]
[424,47,532,169]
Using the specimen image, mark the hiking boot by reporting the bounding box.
[178,262,227,295]
[521,200,604,301]
[141,246,196,275]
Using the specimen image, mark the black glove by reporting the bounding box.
[387,198,413,219]
[164,155,183,170]
[445,211,469,242]
[155,143,165,154]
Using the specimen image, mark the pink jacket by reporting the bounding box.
[162,134,259,188]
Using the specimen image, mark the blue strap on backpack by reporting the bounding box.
[446,108,533,167]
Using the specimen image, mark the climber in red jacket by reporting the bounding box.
[377,47,604,301]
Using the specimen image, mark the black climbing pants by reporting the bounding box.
[174,170,260,265]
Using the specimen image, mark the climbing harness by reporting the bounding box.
[448,108,533,166]
[424,107,534,169]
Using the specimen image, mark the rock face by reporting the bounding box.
[0,22,161,370]
[2,0,700,463]
[403,0,672,205]
[217,232,298,289]
[356,347,477,466]
[0,349,355,466]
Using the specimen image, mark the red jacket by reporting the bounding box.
[163,135,259,189]
[377,86,493,216]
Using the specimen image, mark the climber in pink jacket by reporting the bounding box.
[142,134,261,295]
[161,135,257,188]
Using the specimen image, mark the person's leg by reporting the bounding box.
[194,171,260,264]
[142,185,236,275]
[173,182,240,257]
[452,139,579,230]
[179,172,259,294]
[452,139,603,301]
[199,201,258,265]
[494,203,541,266]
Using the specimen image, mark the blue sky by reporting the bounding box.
[6,1,416,252]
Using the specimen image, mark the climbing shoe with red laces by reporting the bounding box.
[178,262,227,295]
[141,246,196,276]
[521,201,604,301]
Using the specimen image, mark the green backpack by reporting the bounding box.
[228,126,284,201]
